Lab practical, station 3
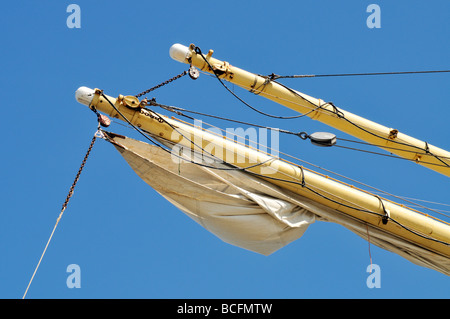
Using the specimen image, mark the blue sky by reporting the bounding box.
[1,1,449,299]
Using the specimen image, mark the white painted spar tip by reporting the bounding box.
[75,86,95,106]
[169,43,189,63]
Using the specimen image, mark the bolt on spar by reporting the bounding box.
[75,43,450,275]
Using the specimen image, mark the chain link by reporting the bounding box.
[135,70,188,98]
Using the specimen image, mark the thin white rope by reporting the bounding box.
[22,209,65,299]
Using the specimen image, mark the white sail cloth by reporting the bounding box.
[108,133,450,275]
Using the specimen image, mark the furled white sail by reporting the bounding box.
[107,132,450,275]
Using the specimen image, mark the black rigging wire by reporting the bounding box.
[100,93,274,172]
[244,166,450,246]
[147,100,305,137]
[193,45,450,168]
[98,94,450,246]
[337,137,450,160]
[323,101,450,168]
[269,76,450,167]
[194,46,319,119]
[333,145,450,168]
[147,100,450,168]
[92,50,450,245]
[269,70,450,79]
[111,113,450,219]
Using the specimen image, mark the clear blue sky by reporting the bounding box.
[1,0,449,299]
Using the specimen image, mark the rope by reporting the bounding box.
[22,133,97,299]
[366,224,373,270]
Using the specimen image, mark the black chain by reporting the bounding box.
[22,132,98,299]
[135,70,188,98]
[61,135,97,212]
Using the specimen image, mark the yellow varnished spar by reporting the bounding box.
[75,87,450,263]
[169,43,450,177]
